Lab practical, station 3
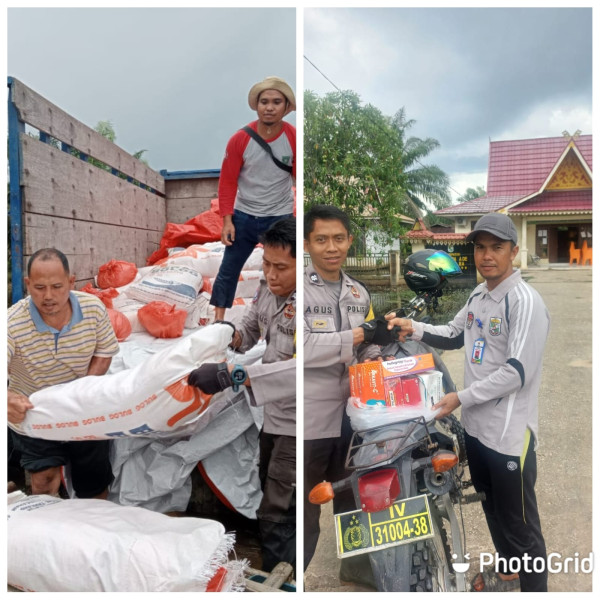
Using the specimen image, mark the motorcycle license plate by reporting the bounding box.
[333,494,434,558]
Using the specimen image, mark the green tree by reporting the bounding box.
[304,90,451,242]
[456,185,486,203]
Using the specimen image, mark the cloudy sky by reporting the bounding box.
[7,7,296,172]
[304,7,593,201]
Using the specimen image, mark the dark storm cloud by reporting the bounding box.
[7,7,296,172]
[304,7,592,195]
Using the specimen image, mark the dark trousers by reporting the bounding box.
[465,431,548,592]
[257,432,296,574]
[209,210,293,309]
[304,412,356,571]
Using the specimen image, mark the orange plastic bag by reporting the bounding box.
[80,283,119,309]
[97,260,138,289]
[147,199,223,265]
[137,301,187,338]
[107,308,132,342]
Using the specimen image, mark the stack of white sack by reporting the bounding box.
[8,323,235,441]
[107,243,263,337]
[7,491,246,592]
[106,335,266,516]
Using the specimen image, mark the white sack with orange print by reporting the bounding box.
[8,323,234,441]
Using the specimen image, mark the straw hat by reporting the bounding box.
[248,76,296,115]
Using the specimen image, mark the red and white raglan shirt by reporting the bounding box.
[218,120,295,218]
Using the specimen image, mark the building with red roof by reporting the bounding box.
[406,133,592,270]
[441,133,592,267]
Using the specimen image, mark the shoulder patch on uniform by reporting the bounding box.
[309,272,319,283]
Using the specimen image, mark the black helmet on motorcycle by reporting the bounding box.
[403,250,462,292]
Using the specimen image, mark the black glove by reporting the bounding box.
[187,362,232,394]
[359,316,403,345]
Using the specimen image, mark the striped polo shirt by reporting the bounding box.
[8,291,120,397]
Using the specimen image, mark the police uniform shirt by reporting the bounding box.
[303,264,380,440]
[236,280,296,437]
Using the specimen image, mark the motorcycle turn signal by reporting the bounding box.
[309,481,335,505]
[431,451,459,473]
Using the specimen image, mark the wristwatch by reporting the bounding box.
[230,364,247,392]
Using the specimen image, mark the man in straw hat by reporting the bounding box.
[210,76,296,322]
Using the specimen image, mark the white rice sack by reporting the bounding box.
[125,263,203,309]
[112,296,146,333]
[157,244,224,278]
[9,323,233,441]
[7,492,245,592]
[204,270,262,298]
[242,246,264,271]
[225,297,255,326]
[184,297,205,329]
[157,243,264,279]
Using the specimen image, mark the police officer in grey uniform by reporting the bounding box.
[189,217,296,574]
[389,213,550,592]
[303,204,411,577]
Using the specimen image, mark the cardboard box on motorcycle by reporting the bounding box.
[349,353,442,408]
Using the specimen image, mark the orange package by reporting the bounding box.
[349,353,435,404]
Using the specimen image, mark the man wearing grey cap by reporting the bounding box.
[388,213,550,592]
[211,76,296,321]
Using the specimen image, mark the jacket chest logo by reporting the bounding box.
[489,317,502,336]
[466,312,474,329]
[350,286,360,298]
[284,304,295,319]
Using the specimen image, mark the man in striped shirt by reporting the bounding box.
[8,248,119,499]
[389,214,550,592]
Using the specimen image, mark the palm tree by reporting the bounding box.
[391,108,451,223]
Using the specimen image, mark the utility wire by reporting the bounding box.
[303,55,468,203]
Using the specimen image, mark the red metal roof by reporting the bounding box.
[436,195,522,215]
[487,135,592,196]
[436,134,592,216]
[509,189,592,213]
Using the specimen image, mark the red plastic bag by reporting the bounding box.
[147,200,223,266]
[137,301,187,338]
[80,283,119,309]
[107,308,132,342]
[97,260,138,289]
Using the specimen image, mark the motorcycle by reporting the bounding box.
[309,250,484,592]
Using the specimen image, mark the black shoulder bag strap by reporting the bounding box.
[241,126,293,174]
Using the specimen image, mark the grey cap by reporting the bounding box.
[466,213,518,245]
